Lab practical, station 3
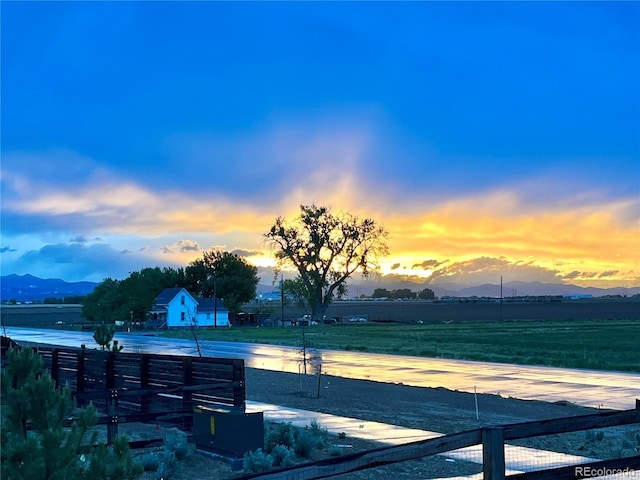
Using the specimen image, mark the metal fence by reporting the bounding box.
[239,404,640,480]
[10,344,246,443]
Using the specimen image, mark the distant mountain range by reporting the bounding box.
[258,278,638,299]
[406,280,637,299]
[1,274,637,303]
[1,274,99,302]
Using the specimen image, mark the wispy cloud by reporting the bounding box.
[2,146,638,286]
[2,242,163,282]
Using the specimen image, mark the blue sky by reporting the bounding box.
[1,1,639,289]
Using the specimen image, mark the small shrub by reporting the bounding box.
[243,448,273,473]
[271,444,296,467]
[308,419,328,438]
[337,432,347,440]
[293,429,316,458]
[140,452,160,471]
[265,422,295,453]
[306,419,329,448]
[157,450,177,479]
[164,431,189,460]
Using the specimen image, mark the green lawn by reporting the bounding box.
[160,319,640,372]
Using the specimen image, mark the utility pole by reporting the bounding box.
[280,274,285,327]
[213,278,217,329]
[500,276,503,322]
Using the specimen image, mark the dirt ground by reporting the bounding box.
[127,367,639,480]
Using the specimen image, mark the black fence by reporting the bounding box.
[9,343,246,443]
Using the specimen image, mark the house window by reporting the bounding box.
[206,313,210,319]
[181,312,185,322]
[181,295,185,305]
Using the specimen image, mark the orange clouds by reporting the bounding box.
[376,194,638,286]
[2,149,637,287]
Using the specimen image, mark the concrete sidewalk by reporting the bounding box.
[248,401,599,478]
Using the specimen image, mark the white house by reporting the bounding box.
[149,287,229,328]
[195,297,230,328]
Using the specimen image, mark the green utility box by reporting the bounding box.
[193,408,264,459]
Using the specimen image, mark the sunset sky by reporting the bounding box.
[2,1,639,290]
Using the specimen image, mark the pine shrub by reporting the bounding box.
[0,347,143,480]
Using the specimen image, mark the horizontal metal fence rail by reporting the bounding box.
[240,404,640,480]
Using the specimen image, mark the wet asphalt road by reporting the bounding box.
[5,327,639,410]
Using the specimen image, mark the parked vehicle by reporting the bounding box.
[349,316,368,322]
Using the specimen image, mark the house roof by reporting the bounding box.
[197,297,228,313]
[153,287,194,306]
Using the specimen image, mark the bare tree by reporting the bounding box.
[265,204,389,321]
[182,307,202,357]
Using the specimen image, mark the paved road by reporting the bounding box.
[6,327,639,410]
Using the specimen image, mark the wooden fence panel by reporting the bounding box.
[147,358,187,386]
[483,427,506,480]
[11,344,246,441]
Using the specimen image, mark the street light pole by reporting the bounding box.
[214,278,217,329]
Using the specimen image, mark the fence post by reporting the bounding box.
[182,357,193,410]
[105,351,115,389]
[140,354,150,414]
[76,346,85,406]
[107,389,119,445]
[51,349,59,385]
[233,359,246,412]
[482,427,505,480]
[105,351,118,443]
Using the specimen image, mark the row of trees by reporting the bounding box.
[82,204,389,325]
[82,252,259,323]
[371,288,435,300]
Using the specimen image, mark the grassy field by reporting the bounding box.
[161,319,640,372]
[5,303,638,372]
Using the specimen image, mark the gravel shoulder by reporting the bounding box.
[244,367,597,434]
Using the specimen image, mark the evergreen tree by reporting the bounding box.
[93,323,115,351]
[0,347,142,480]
